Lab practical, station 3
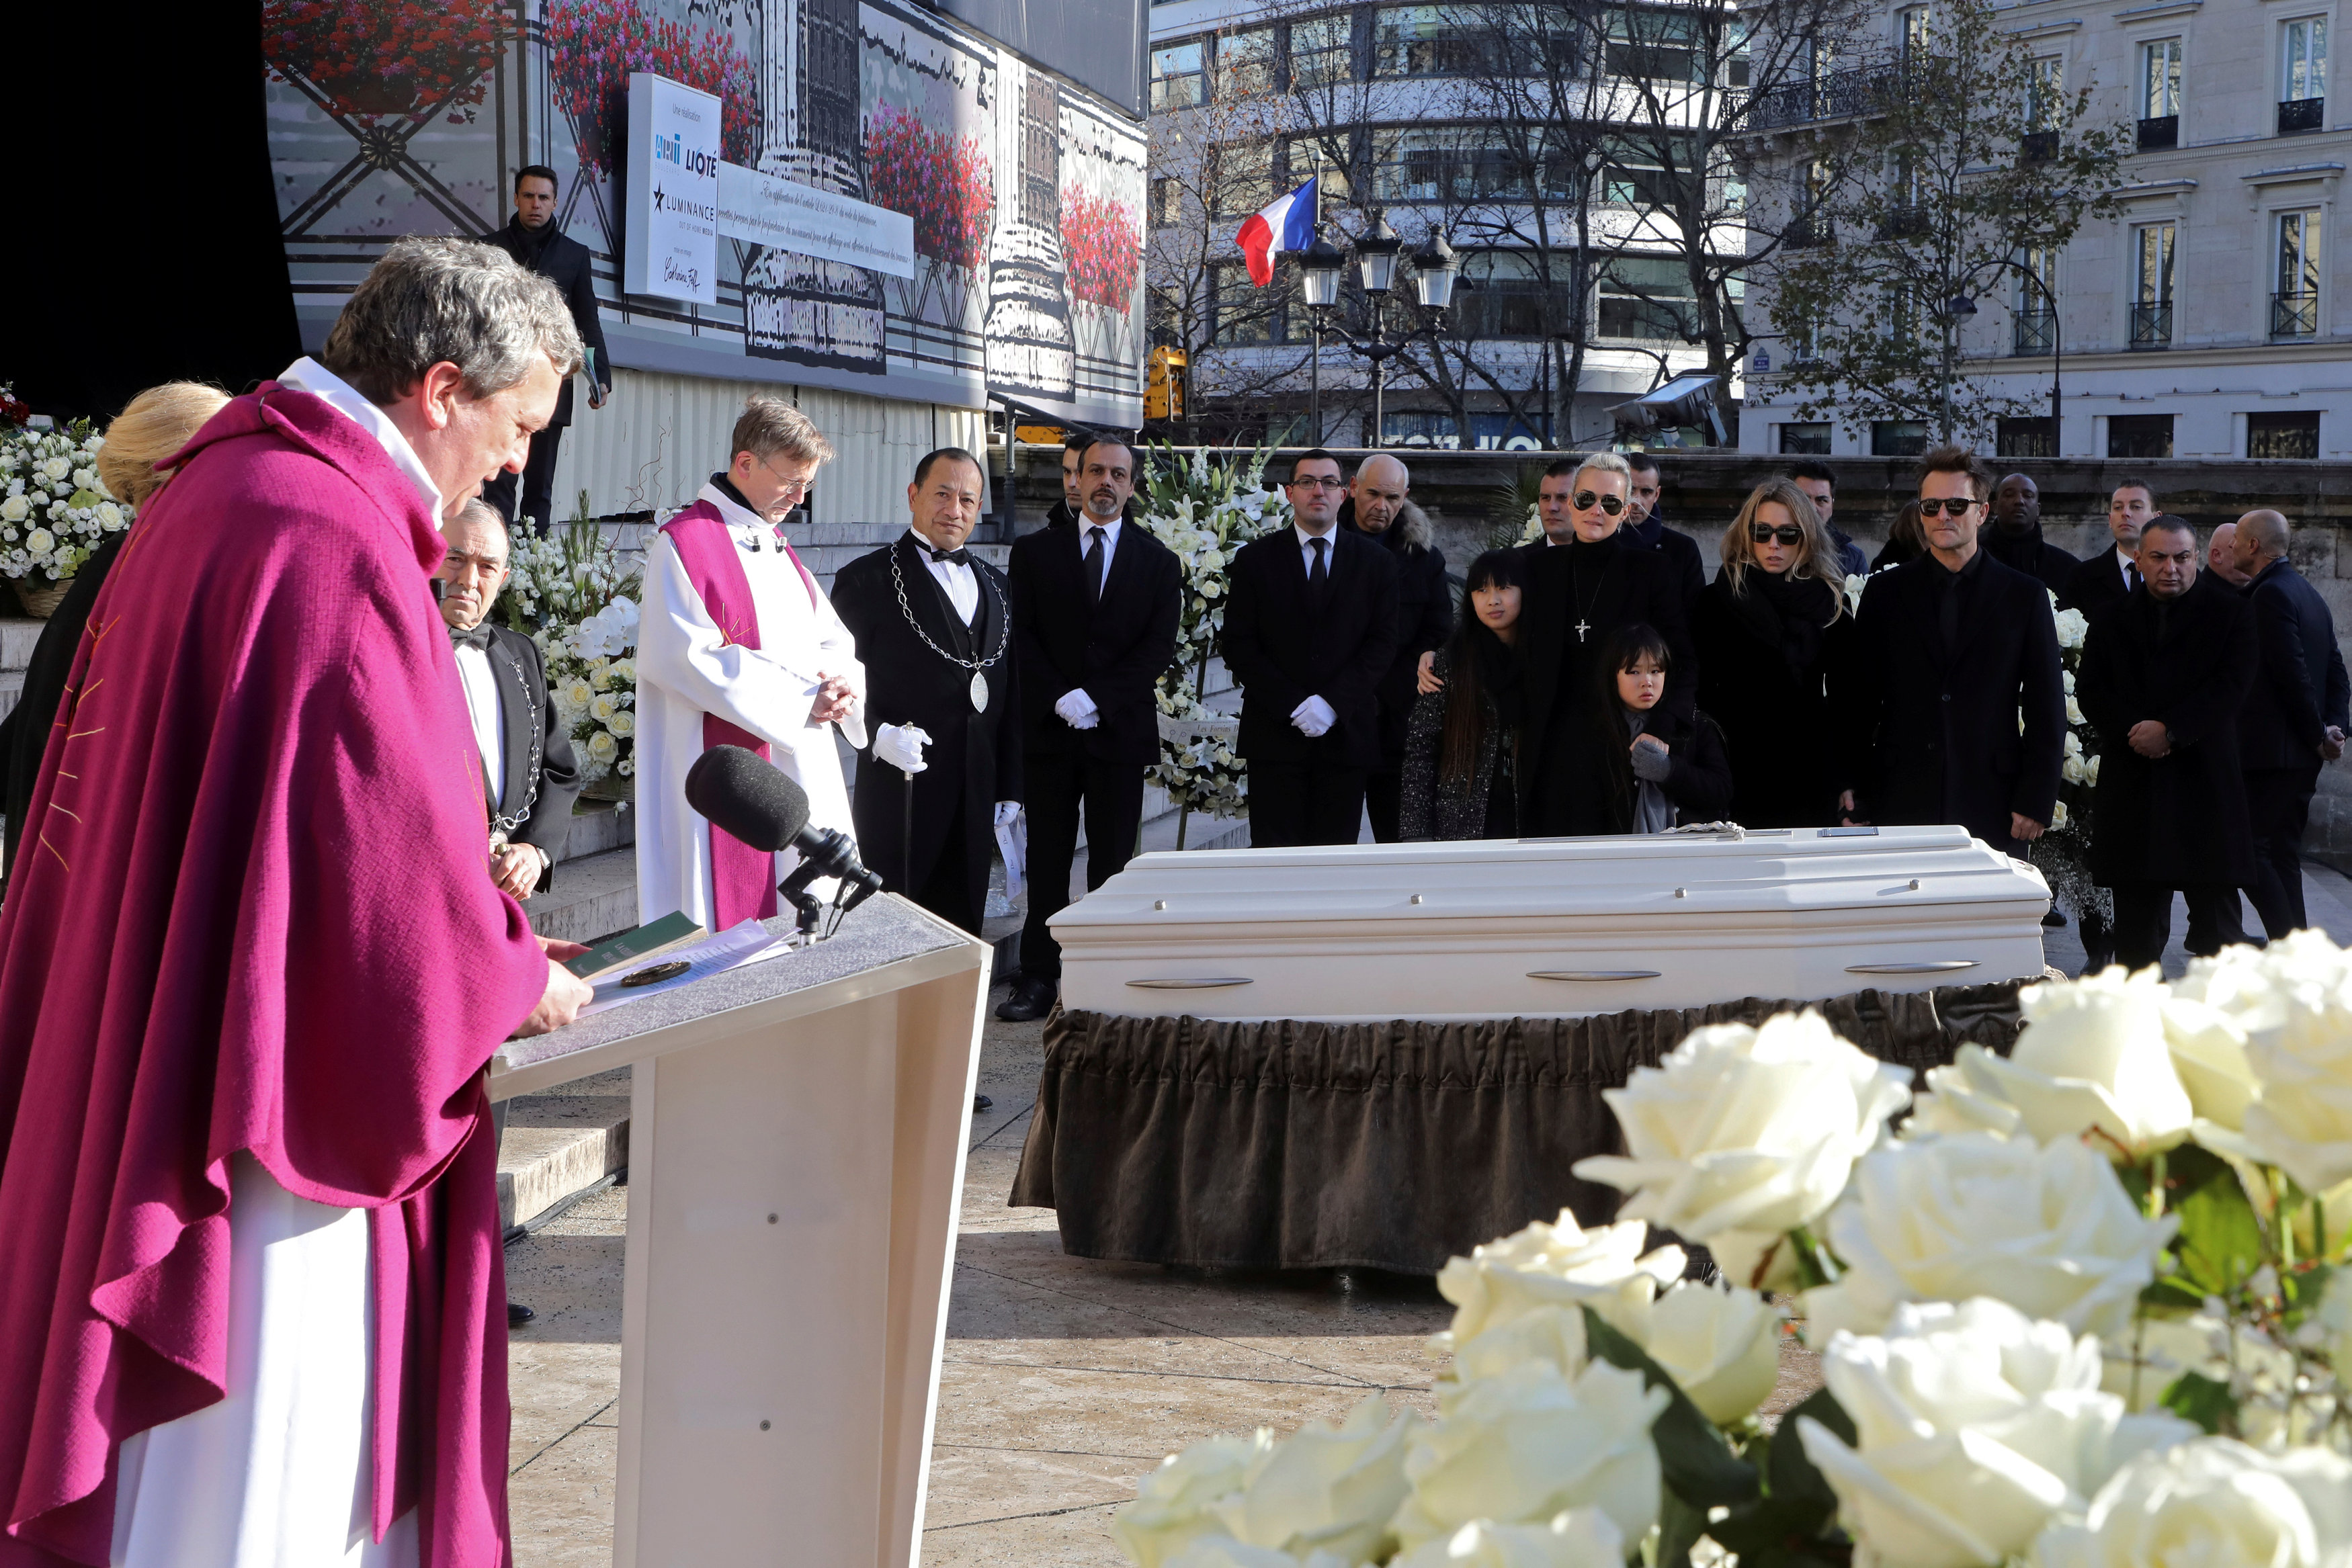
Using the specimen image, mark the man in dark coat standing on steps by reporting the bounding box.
[2230,509,2349,940]
[2078,515,2259,968]
[1226,450,1402,847]
[1342,452,1450,842]
[1984,472,2078,598]
[1839,447,2065,859]
[1623,452,1708,609]
[831,447,1021,937]
[484,165,612,533]
[997,435,1182,1020]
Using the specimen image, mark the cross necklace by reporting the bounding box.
[1569,548,1613,644]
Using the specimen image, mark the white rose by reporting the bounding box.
[609,658,637,687]
[2158,997,2259,1130]
[2066,694,2087,726]
[94,500,122,530]
[2051,799,2071,831]
[1804,1134,2175,1342]
[1910,969,2192,1158]
[2064,730,2084,758]
[1799,1299,2195,1568]
[607,709,636,739]
[23,528,54,557]
[2027,1438,2352,1568]
[1207,1394,1417,1563]
[1392,1359,1667,1551]
[1116,1432,1269,1568]
[1,494,30,523]
[589,693,618,724]
[588,730,619,763]
[2062,755,2087,785]
[562,677,595,711]
[1642,1280,1782,1426]
[2179,932,2352,1192]
[1388,1510,1625,1568]
[2064,668,2076,693]
[1433,1211,1683,1354]
[2085,754,2100,785]
[1446,1305,1589,1383]
[1572,1012,1913,1285]
[2054,608,2089,649]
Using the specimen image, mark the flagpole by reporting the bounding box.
[1310,150,1323,446]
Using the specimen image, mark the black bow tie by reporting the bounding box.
[926,544,972,566]
[449,623,496,651]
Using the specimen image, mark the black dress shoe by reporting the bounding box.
[2042,908,2068,929]
[995,977,1056,1022]
[973,1094,994,1114]
[508,1301,536,1328]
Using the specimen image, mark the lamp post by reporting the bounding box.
[1304,216,1458,448]
[1354,216,1404,445]
[2019,267,2063,457]
[1299,238,1345,445]
[1935,292,1977,445]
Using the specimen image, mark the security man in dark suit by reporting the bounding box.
[484,164,612,534]
[2060,480,2158,613]
[999,436,1182,1020]
[831,448,1021,937]
[1225,450,1403,847]
[2230,509,2350,939]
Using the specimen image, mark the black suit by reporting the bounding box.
[458,623,582,887]
[1982,523,2079,599]
[0,532,126,894]
[1224,527,1402,846]
[1626,514,1708,609]
[832,535,1021,934]
[2239,558,2351,938]
[1519,533,1696,834]
[2078,577,2258,966]
[1839,549,2064,858]
[482,215,612,533]
[1008,517,1182,979]
[2060,546,2138,616]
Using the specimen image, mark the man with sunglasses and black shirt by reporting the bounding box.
[1516,452,1696,835]
[1839,446,2064,860]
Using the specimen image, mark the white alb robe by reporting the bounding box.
[635,480,868,926]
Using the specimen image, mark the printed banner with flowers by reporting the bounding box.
[0,416,128,585]
[545,0,759,175]
[1115,938,2352,1567]
[1059,187,1142,314]
[497,513,641,789]
[262,0,514,120]
[864,107,995,274]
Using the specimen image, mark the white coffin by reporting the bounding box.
[1052,825,2052,1023]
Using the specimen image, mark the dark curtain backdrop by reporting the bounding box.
[9,5,299,423]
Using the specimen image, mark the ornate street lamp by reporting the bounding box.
[1298,238,1347,443]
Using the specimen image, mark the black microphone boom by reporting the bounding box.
[683,745,887,932]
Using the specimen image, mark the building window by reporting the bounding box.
[1289,15,1355,89]
[1898,5,1931,59]
[1287,134,1353,204]
[2139,38,2182,147]
[1210,261,1275,345]
[1150,177,1183,229]
[1779,423,1832,454]
[1872,420,1927,457]
[2274,208,2321,337]
[2285,18,2328,98]
[2108,413,2174,458]
[800,0,858,167]
[1020,73,1060,232]
[1210,141,1274,218]
[2249,409,2322,457]
[1375,6,1485,75]
[1602,137,1693,209]
[2015,245,2058,353]
[1150,41,1207,111]
[1998,417,2057,458]
[2130,223,2175,347]
[1597,256,1696,341]
[1452,251,1580,339]
[1220,28,1276,96]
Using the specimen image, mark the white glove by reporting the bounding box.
[994,801,1023,827]
[1290,695,1337,738]
[1055,688,1100,730]
[874,722,930,774]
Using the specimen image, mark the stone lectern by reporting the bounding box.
[491,896,989,1567]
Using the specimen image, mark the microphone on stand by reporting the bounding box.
[684,745,888,935]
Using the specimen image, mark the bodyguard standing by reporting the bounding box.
[1622,451,1707,608]
[1982,472,2078,598]
[831,448,1021,935]
[2060,479,2157,614]
[1839,447,2065,859]
[484,164,612,533]
[1226,451,1402,847]
[2077,516,2259,967]
[1343,453,1450,842]
[2231,509,2349,939]
[999,436,1182,1020]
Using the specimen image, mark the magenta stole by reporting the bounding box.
[659,501,823,928]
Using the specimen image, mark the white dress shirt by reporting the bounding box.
[1077,515,1123,585]
[276,357,443,519]
[1296,522,1339,576]
[2113,544,2137,589]
[909,527,979,625]
[452,642,507,806]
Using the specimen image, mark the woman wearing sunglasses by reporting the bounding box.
[1691,480,1853,828]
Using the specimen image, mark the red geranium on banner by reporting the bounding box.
[262,0,515,121]
[546,0,760,174]
[864,107,995,275]
[1059,187,1142,314]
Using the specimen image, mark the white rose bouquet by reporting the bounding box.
[0,415,128,587]
[496,500,641,789]
[2035,589,2108,925]
[1114,941,2352,1568]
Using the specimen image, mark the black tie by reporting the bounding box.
[2127,562,2143,593]
[927,544,971,565]
[1084,527,1106,609]
[449,623,495,651]
[1307,536,1329,609]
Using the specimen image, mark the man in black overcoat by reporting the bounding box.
[2077,516,2259,968]
[2060,480,2157,613]
[1519,453,1695,835]
[831,448,1020,937]
[2230,509,2349,939]
[997,435,1182,1020]
[1839,447,2064,859]
[1984,472,2078,598]
[1341,453,1450,842]
[1226,451,1402,847]
[1624,451,1708,609]
[483,165,612,533]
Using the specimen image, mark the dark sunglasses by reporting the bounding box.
[1917,496,1981,517]
[1751,525,1805,546]
[1573,491,1626,515]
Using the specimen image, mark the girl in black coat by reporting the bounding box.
[1564,623,1734,834]
[1691,478,1852,828]
[1399,550,1526,840]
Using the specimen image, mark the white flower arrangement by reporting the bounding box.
[2035,587,2109,930]
[1115,940,2352,1568]
[0,414,126,584]
[497,509,640,787]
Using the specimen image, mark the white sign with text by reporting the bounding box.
[716,165,917,280]
[622,73,720,306]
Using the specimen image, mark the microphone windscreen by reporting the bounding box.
[683,744,811,853]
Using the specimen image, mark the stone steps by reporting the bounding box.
[499,1065,631,1235]
[525,845,640,944]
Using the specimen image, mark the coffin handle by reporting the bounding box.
[1126,977,1255,990]
[1845,960,1978,974]
[1526,969,1664,982]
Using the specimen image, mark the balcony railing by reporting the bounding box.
[1744,59,1907,130]
[2020,130,2058,165]
[2280,96,2325,134]
[2128,301,2173,347]
[2013,311,2056,355]
[2273,290,2320,338]
[1877,204,1931,241]
[1783,218,1833,249]
[2137,114,2179,150]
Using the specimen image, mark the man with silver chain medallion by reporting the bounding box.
[831,447,1021,937]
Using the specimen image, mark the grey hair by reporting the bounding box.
[452,498,509,535]
[730,398,837,466]
[321,236,583,406]
[1571,450,1633,490]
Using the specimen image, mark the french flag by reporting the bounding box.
[1236,177,1318,288]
